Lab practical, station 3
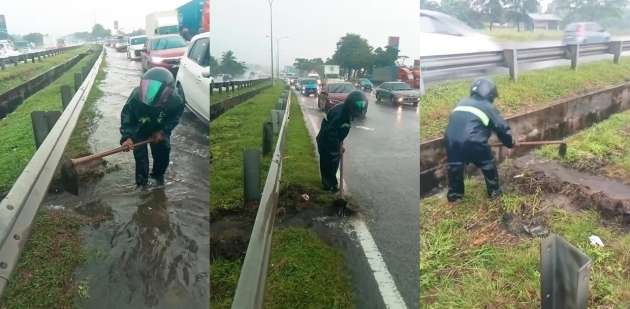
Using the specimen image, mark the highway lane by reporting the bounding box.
[296,91,419,307]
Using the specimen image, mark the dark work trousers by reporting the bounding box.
[446,141,500,202]
[317,141,341,191]
[132,136,171,186]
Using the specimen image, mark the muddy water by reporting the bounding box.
[43,49,209,308]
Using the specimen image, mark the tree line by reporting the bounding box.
[210,51,247,77]
[421,0,627,30]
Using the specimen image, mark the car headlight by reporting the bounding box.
[302,86,306,91]
[151,56,165,63]
[397,97,403,102]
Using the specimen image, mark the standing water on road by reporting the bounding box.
[43,49,209,308]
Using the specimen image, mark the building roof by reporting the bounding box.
[528,13,561,22]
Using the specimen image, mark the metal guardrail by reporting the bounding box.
[231,89,291,309]
[420,40,630,81]
[0,45,81,70]
[0,47,103,295]
[210,78,271,96]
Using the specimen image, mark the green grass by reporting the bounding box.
[210,85,283,211]
[421,57,630,140]
[0,48,100,195]
[211,82,272,105]
[0,209,89,309]
[264,228,354,309]
[210,258,243,309]
[420,179,630,307]
[0,47,88,95]
[538,110,630,182]
[483,28,563,42]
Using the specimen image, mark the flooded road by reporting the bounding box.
[43,48,209,308]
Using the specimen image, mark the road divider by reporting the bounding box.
[0,46,81,71]
[210,79,272,121]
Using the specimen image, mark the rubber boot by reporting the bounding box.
[447,162,465,202]
[479,160,501,199]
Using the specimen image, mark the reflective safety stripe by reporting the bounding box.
[453,106,490,126]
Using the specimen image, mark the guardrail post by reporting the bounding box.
[30,111,61,149]
[271,110,284,134]
[504,49,518,81]
[540,234,591,309]
[262,121,273,156]
[0,60,4,70]
[610,41,623,64]
[60,85,73,109]
[82,66,89,81]
[74,72,83,92]
[243,149,261,205]
[568,44,580,70]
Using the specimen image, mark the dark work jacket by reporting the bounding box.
[316,103,351,151]
[120,87,185,144]
[444,96,513,148]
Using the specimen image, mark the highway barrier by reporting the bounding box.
[421,41,630,81]
[231,88,290,309]
[0,45,81,70]
[210,78,272,121]
[210,78,270,96]
[0,46,104,297]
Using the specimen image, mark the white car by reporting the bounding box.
[0,40,21,59]
[176,32,210,123]
[127,35,147,60]
[420,10,500,57]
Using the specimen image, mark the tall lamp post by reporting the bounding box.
[267,0,274,85]
[274,36,288,80]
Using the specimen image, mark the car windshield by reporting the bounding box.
[303,79,317,85]
[328,83,354,93]
[387,82,412,90]
[131,37,146,45]
[150,36,186,50]
[360,79,372,85]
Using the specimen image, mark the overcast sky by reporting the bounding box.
[2,0,189,37]
[211,0,420,72]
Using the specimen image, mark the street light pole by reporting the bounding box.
[267,0,274,85]
[276,36,288,80]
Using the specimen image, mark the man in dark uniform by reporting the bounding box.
[316,90,366,192]
[444,78,515,202]
[120,67,185,188]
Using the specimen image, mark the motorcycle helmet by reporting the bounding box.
[139,67,175,108]
[470,78,498,103]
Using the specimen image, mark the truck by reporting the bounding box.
[371,65,419,89]
[323,64,340,81]
[177,0,210,40]
[146,10,179,37]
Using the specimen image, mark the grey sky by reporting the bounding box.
[2,0,189,37]
[211,0,420,72]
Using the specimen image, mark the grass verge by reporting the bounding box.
[0,47,88,95]
[420,57,630,140]
[420,178,630,307]
[538,110,630,183]
[0,48,106,308]
[0,48,100,195]
[210,82,272,106]
[210,85,283,212]
[483,28,563,42]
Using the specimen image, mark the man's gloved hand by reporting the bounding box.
[151,131,166,143]
[122,138,134,152]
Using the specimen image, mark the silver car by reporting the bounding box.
[562,22,610,45]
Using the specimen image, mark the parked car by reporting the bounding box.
[563,22,610,45]
[300,78,319,96]
[114,36,128,52]
[356,78,373,92]
[375,81,420,106]
[420,10,500,57]
[127,35,147,60]
[318,82,367,117]
[141,34,187,73]
[176,32,210,122]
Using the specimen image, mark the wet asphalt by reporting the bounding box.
[42,48,209,308]
[296,92,419,308]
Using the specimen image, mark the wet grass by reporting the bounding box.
[420,178,630,307]
[420,57,630,140]
[210,85,283,212]
[0,46,88,95]
[483,28,563,42]
[0,48,105,309]
[210,82,272,106]
[210,258,242,308]
[538,110,630,183]
[0,48,101,195]
[0,209,89,309]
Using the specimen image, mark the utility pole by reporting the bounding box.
[276,36,288,80]
[267,0,274,85]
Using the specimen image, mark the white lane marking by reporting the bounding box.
[354,125,375,131]
[295,91,407,308]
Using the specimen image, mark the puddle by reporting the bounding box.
[42,49,209,308]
